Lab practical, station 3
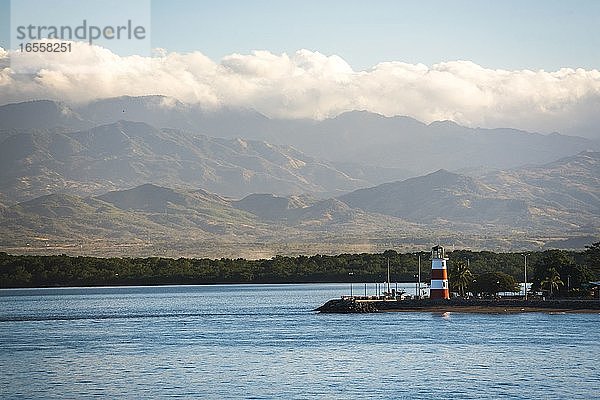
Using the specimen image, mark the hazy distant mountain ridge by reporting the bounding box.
[269,110,599,172]
[0,100,91,132]
[1,96,597,176]
[0,119,366,204]
[75,95,272,138]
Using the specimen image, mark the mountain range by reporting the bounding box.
[0,119,369,206]
[0,96,598,256]
[2,96,599,203]
[1,152,598,257]
[2,95,598,174]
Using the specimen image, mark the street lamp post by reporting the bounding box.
[349,272,354,297]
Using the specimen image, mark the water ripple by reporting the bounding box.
[1,284,598,399]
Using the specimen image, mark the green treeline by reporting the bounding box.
[1,243,599,294]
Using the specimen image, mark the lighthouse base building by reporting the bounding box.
[430,245,450,299]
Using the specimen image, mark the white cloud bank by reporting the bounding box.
[1,42,600,137]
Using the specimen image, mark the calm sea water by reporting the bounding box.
[1,284,598,399]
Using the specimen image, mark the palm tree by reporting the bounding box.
[541,268,564,297]
[450,260,474,297]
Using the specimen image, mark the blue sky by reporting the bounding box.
[151,0,600,71]
[1,0,599,70]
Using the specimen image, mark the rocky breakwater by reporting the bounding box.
[315,298,379,313]
[315,298,600,313]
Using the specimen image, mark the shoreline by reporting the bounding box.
[315,298,600,314]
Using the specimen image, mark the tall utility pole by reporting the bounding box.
[387,258,391,296]
[524,254,529,300]
[467,259,471,298]
[414,274,418,298]
[418,254,421,299]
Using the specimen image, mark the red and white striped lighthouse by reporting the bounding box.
[430,245,450,299]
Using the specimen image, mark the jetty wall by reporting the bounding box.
[315,298,600,313]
